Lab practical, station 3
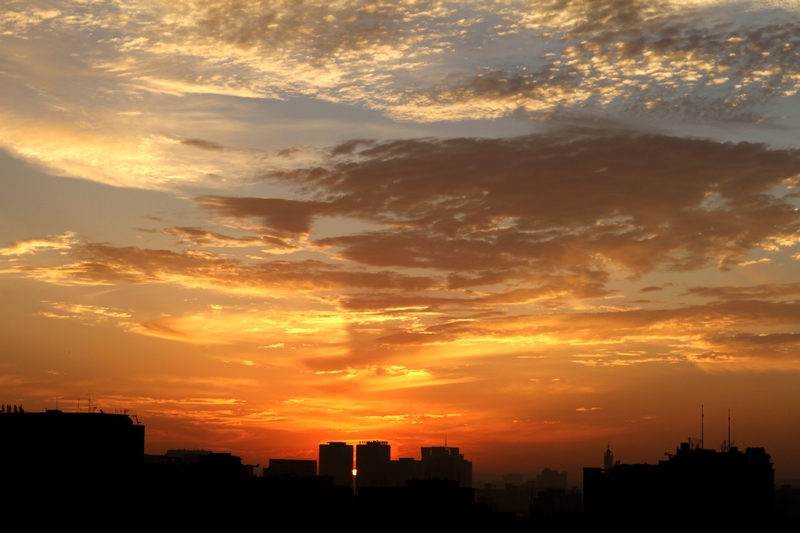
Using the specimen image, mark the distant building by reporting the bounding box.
[197,452,243,479]
[421,446,473,488]
[387,456,423,486]
[476,480,534,515]
[264,458,317,478]
[0,409,144,482]
[319,441,353,486]
[351,441,473,488]
[536,467,567,490]
[604,443,614,470]
[584,442,775,522]
[166,448,211,466]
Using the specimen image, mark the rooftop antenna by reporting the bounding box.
[445,434,447,448]
[727,408,731,452]
[701,405,704,450]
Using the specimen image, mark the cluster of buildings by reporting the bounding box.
[1,407,795,525]
[264,440,472,489]
[474,467,583,518]
[584,442,777,523]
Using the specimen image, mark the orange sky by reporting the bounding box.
[2,0,800,484]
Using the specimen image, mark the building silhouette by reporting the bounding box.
[536,467,567,490]
[264,458,317,478]
[421,446,473,488]
[603,442,613,470]
[356,440,391,487]
[319,441,353,486]
[0,408,144,482]
[165,448,211,465]
[584,441,775,523]
[350,441,473,488]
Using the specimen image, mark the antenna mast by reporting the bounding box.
[727,408,731,452]
[701,405,704,450]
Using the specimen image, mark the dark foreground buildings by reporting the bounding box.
[3,408,794,527]
[585,442,775,524]
[0,408,144,482]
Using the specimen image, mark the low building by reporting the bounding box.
[264,458,317,478]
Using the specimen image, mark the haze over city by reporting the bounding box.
[2,0,800,482]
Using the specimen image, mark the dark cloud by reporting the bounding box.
[275,146,306,158]
[162,226,296,249]
[337,271,610,311]
[195,195,335,236]
[639,286,663,293]
[684,283,800,300]
[249,132,800,282]
[182,138,226,151]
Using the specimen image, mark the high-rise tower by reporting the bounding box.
[604,442,614,470]
[356,440,391,487]
[319,441,353,486]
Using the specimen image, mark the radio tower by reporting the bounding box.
[701,405,704,450]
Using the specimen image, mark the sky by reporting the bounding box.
[2,0,800,483]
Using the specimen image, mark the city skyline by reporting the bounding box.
[2,0,800,480]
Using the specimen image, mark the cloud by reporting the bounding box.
[181,138,227,151]
[36,301,132,325]
[0,232,76,256]
[684,283,800,300]
[250,132,800,279]
[391,1,800,122]
[639,286,663,293]
[359,298,800,360]
[161,226,299,250]
[195,196,336,237]
[2,0,799,195]
[9,242,436,293]
[6,129,800,368]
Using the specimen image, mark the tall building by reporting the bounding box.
[604,442,614,470]
[356,440,391,487]
[319,441,354,486]
[421,446,473,488]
